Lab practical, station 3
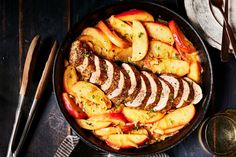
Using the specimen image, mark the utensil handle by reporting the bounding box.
[13,41,57,157]
[13,99,38,157]
[220,8,236,58]
[19,35,40,96]
[34,41,57,100]
[220,0,229,62]
[6,95,24,157]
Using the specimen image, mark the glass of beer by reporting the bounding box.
[198,109,236,156]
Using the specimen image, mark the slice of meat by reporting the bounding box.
[107,71,125,99]
[69,41,95,81]
[141,71,162,110]
[101,60,114,92]
[125,75,148,107]
[153,78,172,111]
[109,69,131,105]
[184,77,203,104]
[160,75,183,107]
[89,55,101,84]
[101,61,120,94]
[121,63,142,103]
[98,58,108,85]
[176,79,192,108]
[138,73,152,109]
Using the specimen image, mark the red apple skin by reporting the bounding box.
[120,123,135,133]
[115,9,154,22]
[169,20,196,53]
[108,112,127,123]
[62,93,88,119]
[105,134,148,149]
[97,21,129,48]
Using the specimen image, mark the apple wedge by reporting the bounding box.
[122,107,164,124]
[79,98,110,117]
[120,123,135,133]
[144,22,174,45]
[131,20,149,61]
[169,20,196,53]
[108,16,132,42]
[187,61,201,83]
[144,58,190,77]
[97,21,129,48]
[62,93,87,119]
[130,128,149,136]
[71,81,112,109]
[164,125,185,134]
[149,40,179,59]
[77,119,111,130]
[158,104,195,130]
[88,113,127,126]
[94,127,122,136]
[63,65,79,94]
[115,9,154,22]
[81,27,112,50]
[105,134,148,149]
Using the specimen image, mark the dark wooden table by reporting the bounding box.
[1,0,236,157]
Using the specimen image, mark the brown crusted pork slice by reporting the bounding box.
[152,77,174,112]
[100,60,120,95]
[176,78,194,108]
[124,74,151,108]
[184,77,203,104]
[69,40,95,81]
[138,73,152,109]
[121,63,142,103]
[142,71,162,110]
[160,75,183,108]
[108,69,131,105]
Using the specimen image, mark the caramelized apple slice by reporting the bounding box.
[97,21,129,48]
[62,93,87,119]
[115,9,154,22]
[122,107,164,124]
[94,127,122,136]
[144,22,174,45]
[149,40,179,59]
[158,104,195,130]
[187,61,202,83]
[88,113,127,126]
[77,119,111,130]
[71,81,112,109]
[81,27,112,50]
[108,16,133,42]
[131,20,149,61]
[63,65,79,94]
[105,134,148,149]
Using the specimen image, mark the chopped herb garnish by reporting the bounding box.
[134,124,139,130]
[92,95,95,99]
[138,32,144,38]
[83,53,89,58]
[86,121,93,126]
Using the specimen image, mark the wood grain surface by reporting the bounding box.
[0,0,236,157]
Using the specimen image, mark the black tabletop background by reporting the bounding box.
[1,0,236,157]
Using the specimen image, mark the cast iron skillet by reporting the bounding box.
[53,1,213,156]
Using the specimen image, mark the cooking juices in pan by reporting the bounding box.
[61,9,203,150]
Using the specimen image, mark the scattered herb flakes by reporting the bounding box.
[138,32,144,38]
[169,94,174,103]
[86,121,93,126]
[92,95,95,99]
[134,124,139,130]
[83,53,89,58]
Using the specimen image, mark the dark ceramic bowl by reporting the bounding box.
[53,1,213,156]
